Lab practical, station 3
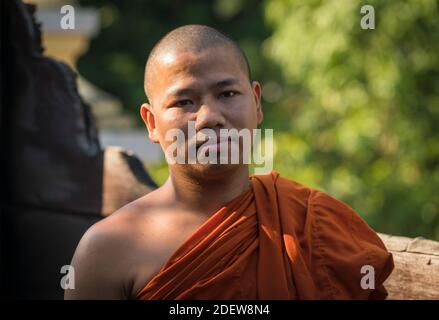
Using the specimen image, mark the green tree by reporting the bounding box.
[263,0,439,239]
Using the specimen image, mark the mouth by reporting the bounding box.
[196,137,231,150]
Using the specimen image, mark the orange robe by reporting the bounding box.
[136,171,394,300]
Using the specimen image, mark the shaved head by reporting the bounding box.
[144,24,251,102]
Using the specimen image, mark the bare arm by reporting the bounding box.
[64,223,130,300]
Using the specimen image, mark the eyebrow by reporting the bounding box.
[210,78,240,89]
[165,87,195,99]
[165,77,240,99]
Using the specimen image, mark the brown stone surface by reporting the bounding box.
[379,233,439,299]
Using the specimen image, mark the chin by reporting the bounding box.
[190,163,242,180]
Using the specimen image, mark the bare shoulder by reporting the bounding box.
[65,189,202,300]
[64,191,160,299]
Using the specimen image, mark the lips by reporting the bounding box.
[196,137,230,150]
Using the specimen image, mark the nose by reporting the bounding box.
[194,100,226,132]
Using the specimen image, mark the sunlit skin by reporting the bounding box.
[65,45,263,299]
[141,45,263,213]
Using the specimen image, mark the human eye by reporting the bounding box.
[174,99,194,108]
[219,90,238,98]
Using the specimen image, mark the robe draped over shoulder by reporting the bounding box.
[136,171,394,300]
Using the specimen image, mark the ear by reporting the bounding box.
[251,81,263,125]
[140,103,160,143]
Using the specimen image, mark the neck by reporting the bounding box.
[164,165,251,215]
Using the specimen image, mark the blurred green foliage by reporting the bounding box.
[264,0,439,239]
[78,0,439,240]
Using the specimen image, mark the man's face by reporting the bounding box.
[141,45,263,177]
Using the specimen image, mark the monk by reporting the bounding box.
[65,25,394,300]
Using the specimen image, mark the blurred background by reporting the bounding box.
[33,0,439,240]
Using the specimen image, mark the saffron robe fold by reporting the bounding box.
[136,171,394,300]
